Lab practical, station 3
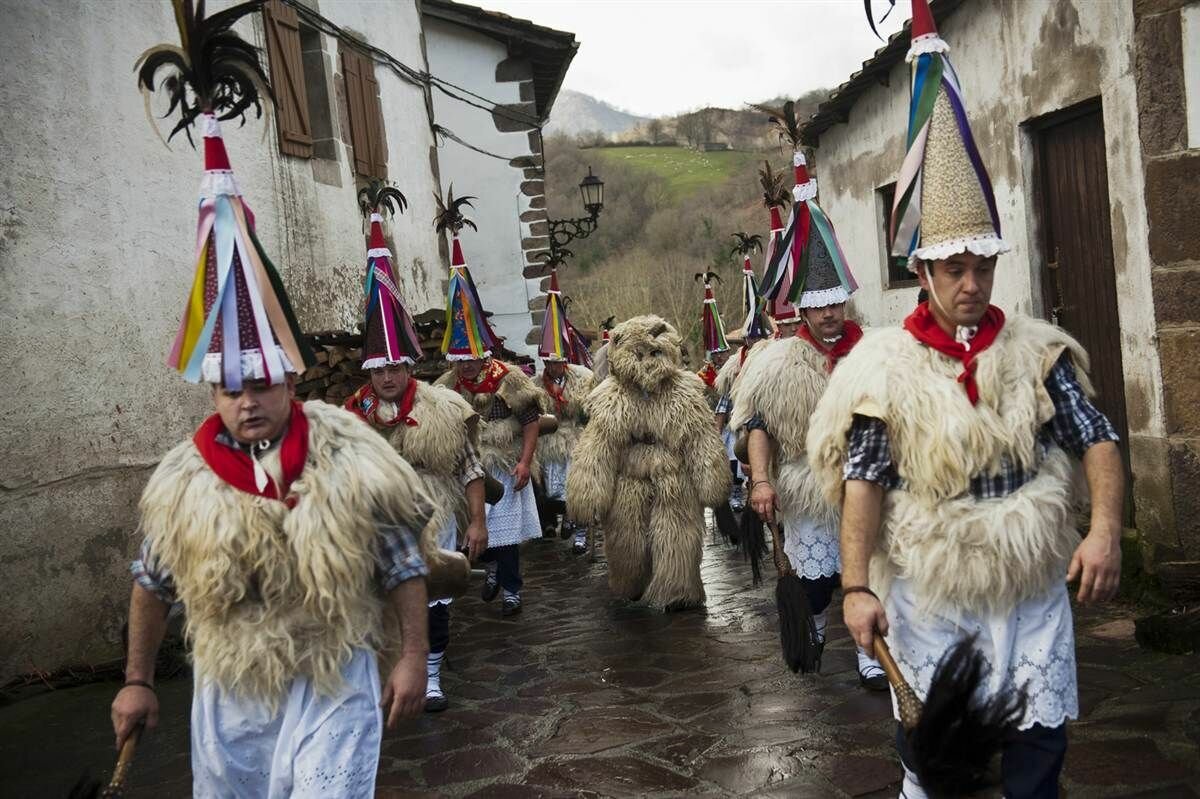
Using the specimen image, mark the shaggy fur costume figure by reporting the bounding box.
[807,315,1092,615]
[435,361,544,475]
[536,364,595,470]
[137,400,440,707]
[567,315,731,609]
[729,335,837,527]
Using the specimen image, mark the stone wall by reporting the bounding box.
[1136,0,1200,557]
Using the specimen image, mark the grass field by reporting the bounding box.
[587,146,763,199]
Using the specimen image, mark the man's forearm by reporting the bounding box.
[519,421,538,466]
[1083,440,1124,535]
[747,429,771,480]
[840,479,884,587]
[125,584,169,684]
[389,578,430,660]
[464,477,486,525]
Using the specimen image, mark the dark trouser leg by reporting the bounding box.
[535,482,562,534]
[895,721,1066,799]
[1000,723,1067,799]
[800,573,839,615]
[427,602,450,655]
[483,544,523,595]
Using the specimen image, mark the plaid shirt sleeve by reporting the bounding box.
[456,438,487,487]
[714,394,733,416]
[1044,353,1119,458]
[843,415,902,489]
[131,537,177,605]
[744,412,769,432]
[515,403,541,427]
[376,522,429,593]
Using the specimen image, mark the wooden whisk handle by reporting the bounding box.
[873,635,924,731]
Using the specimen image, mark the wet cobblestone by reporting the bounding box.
[1,530,1198,797]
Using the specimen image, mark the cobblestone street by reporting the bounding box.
[3,530,1199,797]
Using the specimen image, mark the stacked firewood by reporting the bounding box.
[297,307,535,405]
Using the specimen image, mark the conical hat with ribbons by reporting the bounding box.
[168,115,311,388]
[889,0,1007,269]
[361,209,422,369]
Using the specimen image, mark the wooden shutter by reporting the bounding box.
[341,46,387,179]
[262,0,313,158]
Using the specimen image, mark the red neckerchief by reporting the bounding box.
[193,401,308,507]
[798,319,864,373]
[344,378,419,428]
[697,362,718,388]
[455,358,508,395]
[543,372,568,414]
[903,302,1006,405]
[739,345,750,366]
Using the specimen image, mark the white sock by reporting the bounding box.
[813,611,828,644]
[899,767,929,799]
[426,652,444,698]
[856,647,885,678]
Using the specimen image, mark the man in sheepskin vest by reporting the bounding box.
[436,356,543,616]
[343,189,487,713]
[111,63,436,794]
[534,268,596,554]
[732,148,885,690]
[567,315,731,610]
[808,3,1124,796]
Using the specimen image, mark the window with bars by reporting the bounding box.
[877,182,916,287]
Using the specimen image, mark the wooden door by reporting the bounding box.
[1034,101,1131,514]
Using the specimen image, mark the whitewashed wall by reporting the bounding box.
[423,17,540,358]
[0,0,444,679]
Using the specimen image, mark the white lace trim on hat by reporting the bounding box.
[200,347,297,384]
[798,284,851,309]
[906,33,950,63]
[370,213,383,223]
[907,234,1009,271]
[793,151,808,167]
[367,247,393,259]
[200,170,241,198]
[362,355,415,370]
[541,355,568,363]
[446,351,490,362]
[793,180,818,203]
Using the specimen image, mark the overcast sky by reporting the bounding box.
[478,0,910,117]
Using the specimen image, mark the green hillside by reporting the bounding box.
[586,146,764,199]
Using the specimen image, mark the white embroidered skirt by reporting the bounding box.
[885,577,1079,731]
[485,467,542,548]
[779,509,841,580]
[190,647,381,798]
[542,458,569,502]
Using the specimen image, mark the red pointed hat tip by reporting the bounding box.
[704,285,715,300]
[769,206,784,230]
[548,269,560,292]
[368,219,387,250]
[203,134,233,172]
[911,0,937,40]
[450,237,466,267]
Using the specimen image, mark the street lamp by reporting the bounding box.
[545,166,605,268]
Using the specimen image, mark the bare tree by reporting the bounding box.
[647,118,664,145]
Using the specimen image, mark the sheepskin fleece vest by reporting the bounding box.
[377,381,476,540]
[137,400,434,706]
[807,315,1091,615]
[436,364,543,474]
[729,335,834,524]
[538,365,595,465]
